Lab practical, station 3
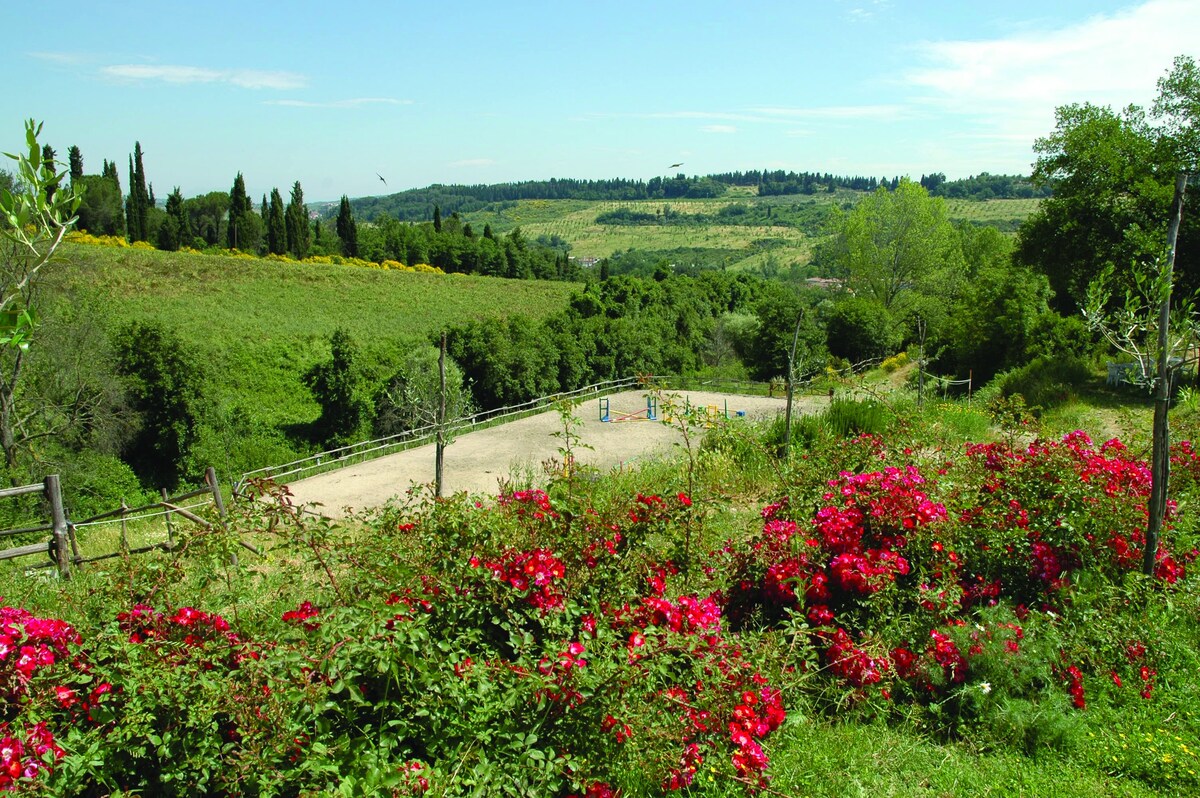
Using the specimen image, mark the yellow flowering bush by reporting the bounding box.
[881,352,910,373]
[65,231,447,275]
[66,232,130,248]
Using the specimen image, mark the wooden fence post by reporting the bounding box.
[119,500,130,556]
[206,467,236,566]
[161,488,175,549]
[206,467,227,523]
[436,333,447,498]
[45,475,70,580]
[67,523,81,562]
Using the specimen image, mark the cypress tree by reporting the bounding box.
[336,195,358,258]
[41,145,57,203]
[157,186,189,251]
[284,181,310,258]
[126,156,141,241]
[102,159,120,192]
[134,143,149,223]
[68,146,83,183]
[125,143,151,242]
[433,203,442,233]
[267,188,286,255]
[227,172,250,250]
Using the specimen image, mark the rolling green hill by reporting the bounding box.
[42,242,579,476]
[27,187,1039,483]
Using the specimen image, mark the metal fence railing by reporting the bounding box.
[235,377,645,491]
[233,375,814,493]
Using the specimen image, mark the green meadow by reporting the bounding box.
[46,241,577,432]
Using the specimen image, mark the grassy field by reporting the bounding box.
[45,242,578,431]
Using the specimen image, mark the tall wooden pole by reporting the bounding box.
[206,466,236,566]
[783,311,803,463]
[916,316,927,410]
[435,332,447,498]
[1145,172,1188,576]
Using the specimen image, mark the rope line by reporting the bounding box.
[921,373,973,386]
[69,500,212,529]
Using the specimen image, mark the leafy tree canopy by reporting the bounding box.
[1017,55,1200,314]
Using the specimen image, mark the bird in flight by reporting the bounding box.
[668,162,684,169]
[376,173,387,185]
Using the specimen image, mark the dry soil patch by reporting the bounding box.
[288,390,823,517]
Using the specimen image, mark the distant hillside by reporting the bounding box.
[344,171,1047,224]
[47,242,577,432]
[450,194,1041,272]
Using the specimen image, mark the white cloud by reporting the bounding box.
[702,124,737,134]
[101,64,306,90]
[905,0,1200,145]
[841,0,892,22]
[646,110,754,122]
[264,97,411,109]
[450,158,495,168]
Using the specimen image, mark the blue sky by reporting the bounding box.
[6,0,1197,202]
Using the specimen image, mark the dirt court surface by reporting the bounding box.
[288,390,825,518]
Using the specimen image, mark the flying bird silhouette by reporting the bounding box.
[376,173,387,185]
[668,162,684,169]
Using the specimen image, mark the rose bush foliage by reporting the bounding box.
[0,428,1195,795]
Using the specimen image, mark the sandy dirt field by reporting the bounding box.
[288,390,826,518]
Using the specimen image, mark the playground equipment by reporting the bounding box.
[660,398,730,427]
[600,395,658,422]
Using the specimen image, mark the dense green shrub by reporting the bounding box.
[115,321,209,490]
[56,450,154,520]
[992,355,1095,412]
[303,328,374,445]
[824,295,902,364]
[824,397,892,437]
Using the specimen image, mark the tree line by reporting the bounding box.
[349,175,729,222]
[710,169,1047,200]
[59,142,577,281]
[350,168,1051,224]
[918,172,1052,200]
[595,200,833,236]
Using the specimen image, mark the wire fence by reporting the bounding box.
[919,372,973,401]
[68,500,212,530]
